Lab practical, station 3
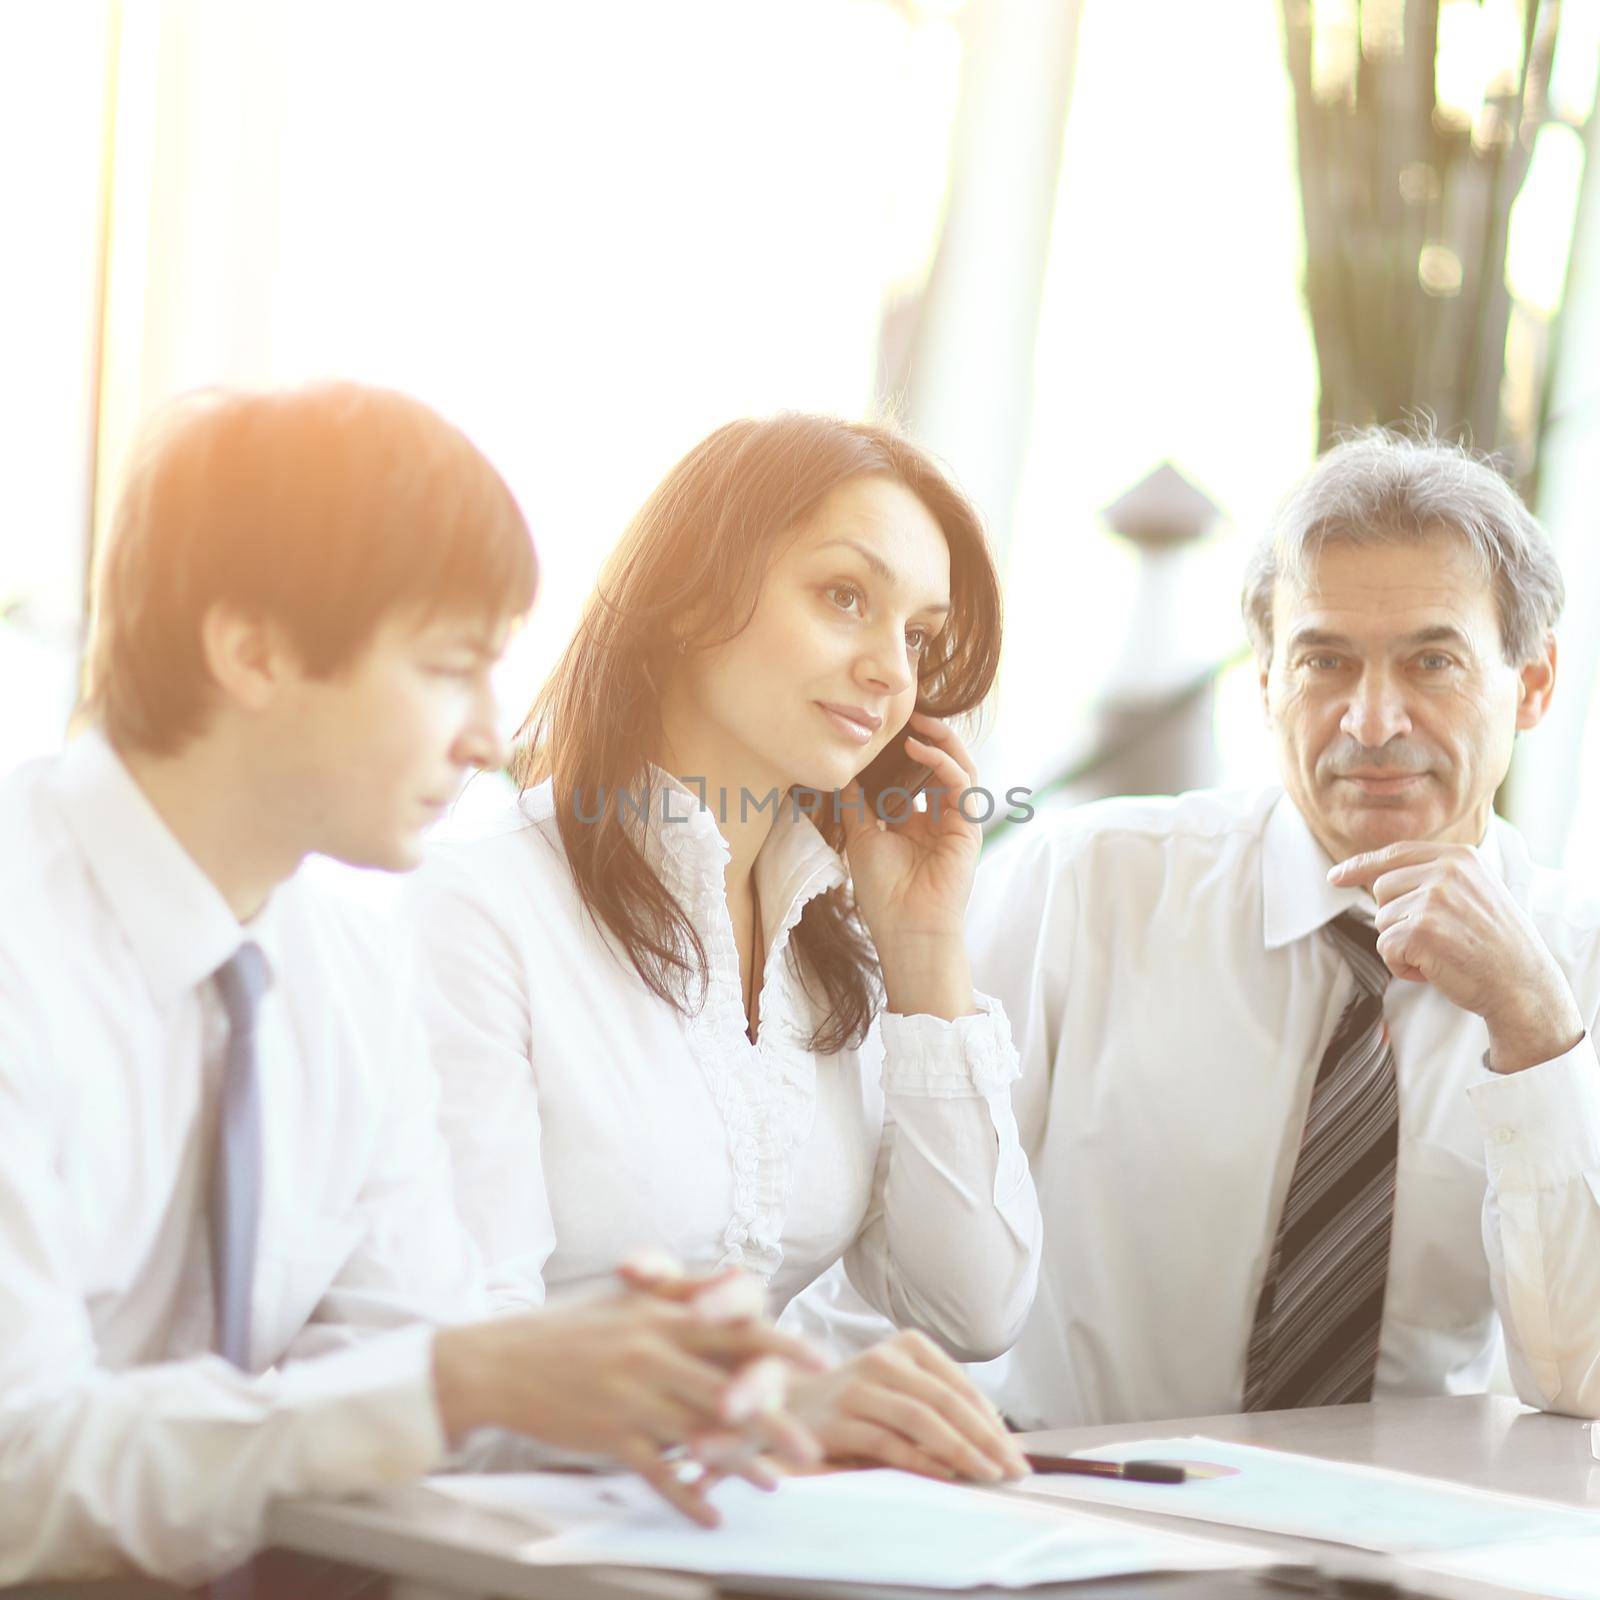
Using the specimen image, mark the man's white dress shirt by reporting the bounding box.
[0,733,483,1585]
[407,776,1041,1360]
[958,786,1600,1426]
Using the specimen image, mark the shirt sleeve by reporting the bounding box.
[841,992,1042,1363]
[1469,1036,1600,1418]
[0,996,448,1587]
[404,850,557,1312]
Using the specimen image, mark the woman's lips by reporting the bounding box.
[817,703,877,745]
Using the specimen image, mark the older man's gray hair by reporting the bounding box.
[1242,428,1565,666]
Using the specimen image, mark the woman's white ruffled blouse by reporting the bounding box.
[408,778,1041,1361]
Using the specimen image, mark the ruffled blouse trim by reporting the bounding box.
[879,992,1020,1100]
[635,771,848,1283]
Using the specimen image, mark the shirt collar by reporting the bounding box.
[1260,787,1504,951]
[751,794,850,944]
[639,768,848,940]
[52,729,260,1006]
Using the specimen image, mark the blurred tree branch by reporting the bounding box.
[1282,0,1567,463]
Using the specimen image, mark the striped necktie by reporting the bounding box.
[210,941,271,1371]
[1244,912,1398,1410]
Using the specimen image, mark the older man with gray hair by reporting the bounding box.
[963,427,1600,1427]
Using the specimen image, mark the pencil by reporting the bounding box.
[1024,1454,1188,1484]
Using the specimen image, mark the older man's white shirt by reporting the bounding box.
[964,786,1600,1426]
[0,732,487,1585]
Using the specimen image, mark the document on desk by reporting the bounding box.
[424,1468,1274,1588]
[1402,1535,1600,1599]
[1014,1436,1600,1555]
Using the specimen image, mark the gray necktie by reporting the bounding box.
[1244,912,1398,1409]
[210,942,271,1371]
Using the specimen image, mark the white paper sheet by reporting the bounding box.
[423,1468,1274,1589]
[1402,1535,1600,1599]
[1013,1436,1600,1555]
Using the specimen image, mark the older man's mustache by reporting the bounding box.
[1319,739,1439,777]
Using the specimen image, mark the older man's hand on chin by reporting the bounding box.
[1328,840,1587,1073]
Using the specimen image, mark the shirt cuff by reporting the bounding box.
[1468,1038,1600,1185]
[275,1321,449,1492]
[879,992,1020,1099]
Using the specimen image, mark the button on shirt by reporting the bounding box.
[0,733,487,1585]
[407,775,1041,1361]
[964,787,1600,1428]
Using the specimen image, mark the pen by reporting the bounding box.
[1024,1453,1188,1484]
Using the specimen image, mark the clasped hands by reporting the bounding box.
[1328,840,1585,1074]
[433,1254,1025,1527]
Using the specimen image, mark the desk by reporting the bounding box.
[266,1396,1600,1600]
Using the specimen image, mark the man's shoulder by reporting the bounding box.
[0,753,96,954]
[1495,819,1600,965]
[0,754,107,1066]
[989,785,1278,878]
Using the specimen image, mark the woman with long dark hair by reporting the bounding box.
[411,414,1040,1480]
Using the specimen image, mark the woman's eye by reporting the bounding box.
[825,583,864,614]
[906,627,929,655]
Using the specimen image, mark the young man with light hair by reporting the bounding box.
[0,384,818,1594]
[965,428,1600,1427]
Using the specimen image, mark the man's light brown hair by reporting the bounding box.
[82,381,537,753]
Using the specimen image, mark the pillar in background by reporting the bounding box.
[877,0,1085,567]
[1507,103,1600,864]
[1072,462,1226,804]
